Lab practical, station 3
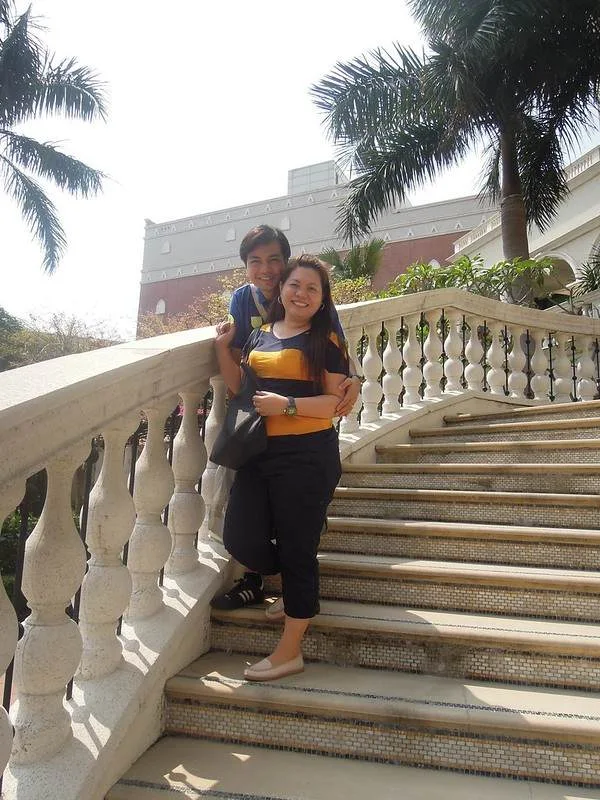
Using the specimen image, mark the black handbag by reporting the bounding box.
[210,360,267,470]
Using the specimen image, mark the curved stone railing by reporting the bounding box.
[1,290,600,799]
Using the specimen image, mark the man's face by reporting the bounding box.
[246,242,285,299]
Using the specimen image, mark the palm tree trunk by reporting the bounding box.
[500,131,530,262]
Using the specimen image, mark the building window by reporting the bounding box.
[155,299,166,314]
[160,240,171,254]
[280,216,290,231]
[226,227,236,242]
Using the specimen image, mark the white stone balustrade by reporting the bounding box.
[200,375,227,542]
[126,398,177,620]
[1,294,600,799]
[382,318,403,414]
[340,326,363,433]
[361,323,384,423]
[11,443,90,764]
[166,385,209,575]
[0,482,24,782]
[552,333,574,403]
[443,312,464,393]
[465,317,485,392]
[423,311,443,398]
[402,314,423,405]
[78,419,137,681]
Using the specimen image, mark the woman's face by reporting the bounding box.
[280,266,324,324]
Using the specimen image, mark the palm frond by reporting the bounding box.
[33,56,107,122]
[516,118,567,231]
[1,131,105,194]
[336,124,470,242]
[0,0,13,27]
[0,8,40,125]
[319,247,344,269]
[311,45,425,145]
[0,154,66,274]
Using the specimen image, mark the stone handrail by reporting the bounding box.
[2,289,600,798]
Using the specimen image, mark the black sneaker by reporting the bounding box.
[210,572,265,610]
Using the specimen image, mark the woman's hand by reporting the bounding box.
[335,375,362,416]
[215,317,235,347]
[253,391,287,416]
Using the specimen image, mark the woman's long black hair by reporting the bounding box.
[267,255,347,390]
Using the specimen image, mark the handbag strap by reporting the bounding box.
[249,283,270,323]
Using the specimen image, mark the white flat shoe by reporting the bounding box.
[265,596,285,621]
[244,654,304,682]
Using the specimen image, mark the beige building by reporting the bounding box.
[138,161,493,319]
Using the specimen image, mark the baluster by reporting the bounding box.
[11,444,90,764]
[1,481,24,779]
[577,335,597,402]
[529,329,551,402]
[402,314,422,405]
[361,323,383,423]
[382,317,403,414]
[166,385,208,574]
[340,326,363,433]
[464,316,485,392]
[423,310,443,398]
[199,376,227,542]
[443,312,463,393]
[486,322,506,395]
[552,333,573,403]
[125,398,177,620]
[507,326,528,399]
[78,419,137,681]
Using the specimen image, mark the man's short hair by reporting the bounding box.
[239,225,291,265]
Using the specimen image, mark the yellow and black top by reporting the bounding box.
[247,324,349,436]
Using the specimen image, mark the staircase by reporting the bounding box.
[107,400,600,799]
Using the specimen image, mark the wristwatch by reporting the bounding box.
[282,397,297,416]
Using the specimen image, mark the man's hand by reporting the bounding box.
[253,391,287,416]
[215,317,236,348]
[335,375,362,416]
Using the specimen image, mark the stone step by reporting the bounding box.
[263,553,600,622]
[323,515,600,570]
[408,417,600,444]
[376,438,600,463]
[340,462,600,494]
[105,735,600,800]
[210,601,600,690]
[161,651,600,786]
[443,399,600,427]
[328,486,600,528]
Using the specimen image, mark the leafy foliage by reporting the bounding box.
[0,1,107,272]
[137,268,248,338]
[381,255,559,307]
[320,238,386,281]
[0,310,119,370]
[311,0,600,261]
[573,244,600,296]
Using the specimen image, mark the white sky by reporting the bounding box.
[1,1,598,339]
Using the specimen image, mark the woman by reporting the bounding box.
[214,255,348,681]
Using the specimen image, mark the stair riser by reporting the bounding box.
[165,699,600,786]
[328,497,598,529]
[377,447,600,464]
[210,622,600,691]
[410,427,600,445]
[445,406,600,426]
[340,472,600,494]
[321,529,600,570]
[263,574,600,622]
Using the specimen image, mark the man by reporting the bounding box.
[210,224,361,611]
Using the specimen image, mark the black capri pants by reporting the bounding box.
[223,427,342,619]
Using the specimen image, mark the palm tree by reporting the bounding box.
[311,0,600,261]
[320,237,386,281]
[0,0,106,273]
